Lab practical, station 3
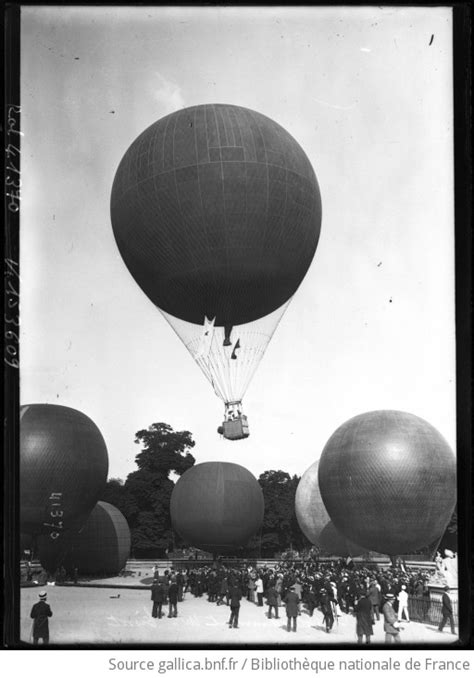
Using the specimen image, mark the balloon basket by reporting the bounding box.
[220,415,250,441]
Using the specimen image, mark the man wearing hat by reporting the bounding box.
[438,585,455,634]
[283,585,300,632]
[151,577,166,619]
[368,579,382,621]
[382,593,401,644]
[167,575,179,618]
[355,590,374,644]
[30,591,53,644]
[319,588,334,633]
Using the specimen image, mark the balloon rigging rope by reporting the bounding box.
[160,298,291,407]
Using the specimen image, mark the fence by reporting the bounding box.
[408,596,458,627]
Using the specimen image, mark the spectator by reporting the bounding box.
[438,586,455,635]
[368,579,382,621]
[382,593,402,644]
[355,591,374,644]
[266,582,279,619]
[255,575,264,607]
[284,585,300,633]
[319,588,334,633]
[151,578,166,619]
[228,581,243,629]
[30,591,53,645]
[397,584,410,623]
[168,576,179,618]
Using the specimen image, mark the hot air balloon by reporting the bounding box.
[38,502,131,575]
[20,404,109,568]
[170,461,264,554]
[318,411,456,555]
[295,460,365,556]
[111,104,321,438]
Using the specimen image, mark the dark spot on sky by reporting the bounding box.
[110,111,115,114]
[389,298,393,303]
[377,261,382,267]
[74,57,80,60]
[429,34,434,46]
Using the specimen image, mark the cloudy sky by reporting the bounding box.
[20,6,455,483]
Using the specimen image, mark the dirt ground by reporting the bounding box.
[20,581,458,647]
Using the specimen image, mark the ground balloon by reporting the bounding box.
[39,501,131,575]
[318,410,456,555]
[295,459,365,556]
[170,461,264,553]
[20,404,109,541]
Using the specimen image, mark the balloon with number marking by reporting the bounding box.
[20,404,109,545]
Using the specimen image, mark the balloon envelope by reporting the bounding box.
[170,462,264,553]
[318,410,456,555]
[20,404,109,539]
[111,103,321,327]
[295,460,365,556]
[39,501,131,575]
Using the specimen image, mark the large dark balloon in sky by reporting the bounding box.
[295,459,365,556]
[318,410,456,555]
[20,404,109,540]
[170,461,264,553]
[111,103,321,326]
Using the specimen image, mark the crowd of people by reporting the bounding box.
[147,557,454,642]
[24,556,456,644]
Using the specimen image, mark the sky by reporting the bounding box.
[20,6,455,483]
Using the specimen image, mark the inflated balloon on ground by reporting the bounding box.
[318,410,456,555]
[295,459,365,556]
[39,501,131,575]
[170,461,264,553]
[20,404,109,539]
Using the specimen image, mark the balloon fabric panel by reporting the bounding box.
[20,404,109,538]
[111,104,321,327]
[318,410,456,555]
[170,462,264,553]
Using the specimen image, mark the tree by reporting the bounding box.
[101,477,126,511]
[258,470,306,556]
[99,423,195,557]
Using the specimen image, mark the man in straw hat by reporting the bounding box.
[30,590,53,644]
[382,593,402,644]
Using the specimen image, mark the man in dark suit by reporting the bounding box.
[319,588,334,633]
[151,578,166,619]
[438,586,455,634]
[355,590,374,644]
[265,582,279,619]
[30,591,53,644]
[168,576,179,617]
[228,581,243,628]
[284,585,300,632]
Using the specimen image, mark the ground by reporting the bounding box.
[20,577,458,647]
